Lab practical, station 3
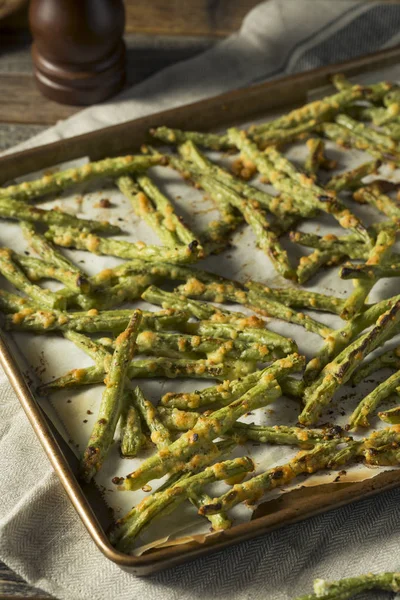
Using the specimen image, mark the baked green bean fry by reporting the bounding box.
[246,280,345,315]
[174,276,321,338]
[340,260,400,280]
[304,293,400,382]
[137,174,201,248]
[20,221,90,293]
[304,138,325,176]
[118,174,201,251]
[150,126,231,150]
[300,300,400,425]
[331,73,353,91]
[340,228,396,320]
[245,290,333,337]
[132,386,172,449]
[336,113,399,153]
[45,226,201,265]
[0,196,120,234]
[111,457,253,551]
[137,329,283,362]
[383,122,400,140]
[201,428,400,514]
[0,155,160,202]
[349,368,400,428]
[125,354,303,491]
[0,289,35,314]
[289,230,368,259]
[198,176,296,280]
[117,175,176,247]
[296,249,342,285]
[228,128,370,245]
[41,358,254,391]
[152,147,245,249]
[161,364,302,410]
[124,379,281,491]
[201,440,345,513]
[174,277,331,338]
[89,258,225,287]
[0,248,65,310]
[120,390,144,458]
[158,408,348,446]
[80,310,143,481]
[353,182,400,219]
[295,572,400,600]
[63,330,110,363]
[73,274,155,311]
[326,160,381,192]
[320,122,387,159]
[249,81,392,133]
[6,307,189,334]
[177,141,307,228]
[177,276,343,317]
[352,346,400,383]
[188,488,232,531]
[378,405,400,424]
[141,285,220,320]
[185,320,299,354]
[252,119,318,147]
[13,254,88,296]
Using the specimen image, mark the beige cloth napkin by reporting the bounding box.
[2,2,400,599]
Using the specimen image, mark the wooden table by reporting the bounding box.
[0,2,261,597]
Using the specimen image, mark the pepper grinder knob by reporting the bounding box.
[29,0,126,106]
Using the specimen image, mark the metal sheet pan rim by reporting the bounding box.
[2,46,400,574]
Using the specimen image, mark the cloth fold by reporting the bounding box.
[2,2,400,599]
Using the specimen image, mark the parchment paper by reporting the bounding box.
[5,68,400,554]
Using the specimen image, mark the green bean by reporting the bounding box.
[125,354,304,491]
[41,358,256,391]
[353,182,400,219]
[228,128,370,245]
[0,248,66,310]
[199,175,296,280]
[295,572,400,600]
[304,293,400,382]
[111,457,253,552]
[349,368,400,429]
[45,226,202,265]
[326,160,381,192]
[120,390,144,458]
[340,228,396,320]
[352,346,400,384]
[300,300,400,425]
[378,406,400,424]
[20,221,90,293]
[200,428,400,515]
[132,386,172,449]
[80,310,143,482]
[0,196,120,234]
[0,155,160,202]
[150,126,231,150]
[250,81,392,133]
[118,174,202,251]
[5,308,189,334]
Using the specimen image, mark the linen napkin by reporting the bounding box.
[2,2,400,599]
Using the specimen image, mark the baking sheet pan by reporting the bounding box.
[2,47,400,574]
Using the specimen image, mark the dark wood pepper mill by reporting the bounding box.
[29,0,126,106]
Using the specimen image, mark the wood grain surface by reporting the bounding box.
[0,0,262,36]
[0,31,215,128]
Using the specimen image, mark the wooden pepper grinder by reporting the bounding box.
[29,0,126,106]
